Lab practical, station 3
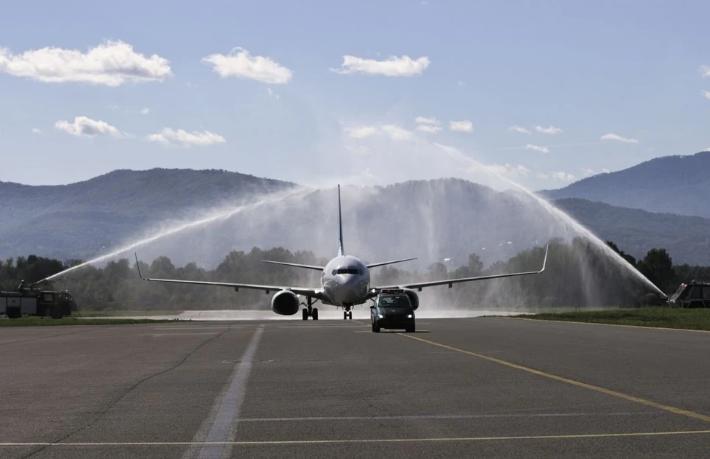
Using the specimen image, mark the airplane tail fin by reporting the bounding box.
[337,184,344,256]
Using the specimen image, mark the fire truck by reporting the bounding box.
[0,282,76,319]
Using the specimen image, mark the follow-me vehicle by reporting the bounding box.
[371,289,416,332]
[136,186,548,320]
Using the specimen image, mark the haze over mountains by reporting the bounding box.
[544,151,710,218]
[2,152,710,266]
[0,169,292,260]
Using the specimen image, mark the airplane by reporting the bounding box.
[136,185,549,320]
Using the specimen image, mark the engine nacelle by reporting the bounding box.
[403,289,419,310]
[271,290,300,315]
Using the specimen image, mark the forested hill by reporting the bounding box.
[0,169,294,260]
[544,151,710,217]
[4,170,710,266]
[554,198,710,266]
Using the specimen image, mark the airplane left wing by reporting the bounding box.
[135,254,320,297]
[374,245,548,291]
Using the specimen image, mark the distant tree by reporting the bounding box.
[452,253,483,278]
[606,241,637,266]
[638,248,676,294]
[427,262,448,280]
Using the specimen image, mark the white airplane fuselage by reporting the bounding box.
[321,255,370,306]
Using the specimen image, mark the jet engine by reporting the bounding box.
[271,290,300,315]
[403,289,419,310]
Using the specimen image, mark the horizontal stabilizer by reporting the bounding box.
[261,260,325,271]
[367,257,417,269]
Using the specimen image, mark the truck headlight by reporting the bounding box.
[407,314,413,318]
[378,314,384,319]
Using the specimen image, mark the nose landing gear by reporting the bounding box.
[343,306,353,320]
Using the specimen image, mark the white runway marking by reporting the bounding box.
[3,430,710,447]
[183,325,264,459]
[147,332,220,337]
[236,411,657,422]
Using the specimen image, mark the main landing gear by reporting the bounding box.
[302,297,319,320]
[343,306,353,320]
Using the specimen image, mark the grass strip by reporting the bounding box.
[0,317,176,326]
[517,307,710,331]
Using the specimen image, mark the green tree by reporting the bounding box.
[638,248,676,294]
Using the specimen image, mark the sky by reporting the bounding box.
[1,0,709,189]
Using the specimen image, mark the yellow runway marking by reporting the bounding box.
[399,333,710,424]
[2,430,710,447]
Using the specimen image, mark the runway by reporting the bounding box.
[2,317,710,458]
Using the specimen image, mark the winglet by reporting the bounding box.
[337,184,344,256]
[539,244,550,273]
[134,253,146,280]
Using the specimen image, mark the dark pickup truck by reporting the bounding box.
[370,291,415,333]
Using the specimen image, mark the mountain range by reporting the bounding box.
[544,151,710,218]
[2,152,710,266]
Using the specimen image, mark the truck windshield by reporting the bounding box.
[379,296,410,308]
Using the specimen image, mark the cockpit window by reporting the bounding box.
[333,267,360,275]
[378,295,411,308]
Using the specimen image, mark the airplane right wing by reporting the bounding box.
[374,244,548,291]
[135,254,320,298]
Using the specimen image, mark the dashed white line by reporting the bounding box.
[183,325,264,459]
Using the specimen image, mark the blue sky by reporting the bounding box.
[1,0,709,189]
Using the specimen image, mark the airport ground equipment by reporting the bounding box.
[668,281,710,308]
[370,289,416,333]
[0,284,75,319]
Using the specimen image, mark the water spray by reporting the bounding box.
[434,143,666,298]
[30,187,311,286]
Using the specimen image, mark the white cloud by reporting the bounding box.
[701,65,710,78]
[147,128,226,147]
[487,163,531,178]
[266,87,280,100]
[703,90,710,100]
[203,48,292,84]
[600,132,639,144]
[55,116,122,137]
[140,107,150,115]
[32,128,42,135]
[381,124,414,141]
[0,41,171,86]
[508,125,531,134]
[344,124,414,141]
[345,125,378,139]
[535,125,562,135]
[415,116,442,134]
[449,120,473,133]
[551,171,576,182]
[525,144,550,154]
[334,55,430,77]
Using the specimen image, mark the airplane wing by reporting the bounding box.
[366,257,417,269]
[374,245,548,291]
[135,254,320,297]
[261,260,324,271]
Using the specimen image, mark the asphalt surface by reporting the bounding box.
[1,317,710,458]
